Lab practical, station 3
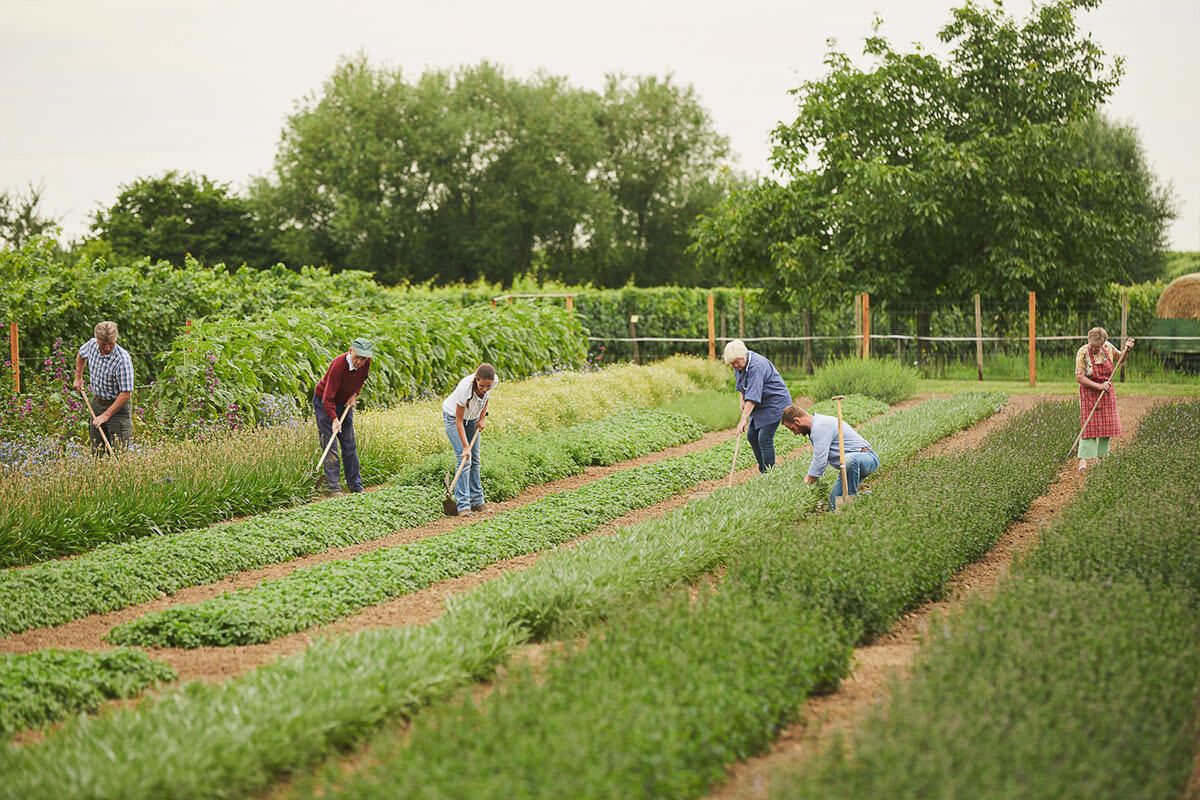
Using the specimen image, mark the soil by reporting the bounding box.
[706,394,1163,800]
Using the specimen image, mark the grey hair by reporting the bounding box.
[722,339,749,365]
[94,321,119,343]
[1087,327,1108,346]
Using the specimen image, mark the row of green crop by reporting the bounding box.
[0,358,726,567]
[0,649,176,740]
[0,394,1001,799]
[105,396,882,648]
[779,401,1200,800]
[150,302,585,421]
[0,403,723,638]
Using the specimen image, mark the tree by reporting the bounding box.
[591,75,733,287]
[0,183,59,249]
[91,172,277,268]
[253,58,735,286]
[696,0,1174,340]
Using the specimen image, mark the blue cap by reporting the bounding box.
[351,337,374,359]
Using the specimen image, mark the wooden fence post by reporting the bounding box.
[706,293,716,361]
[738,295,745,339]
[629,315,640,365]
[565,295,574,313]
[974,293,984,382]
[1028,291,1037,387]
[1120,289,1129,383]
[853,295,862,359]
[802,309,814,375]
[8,322,19,393]
[861,292,871,359]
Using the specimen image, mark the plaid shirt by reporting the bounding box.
[79,338,135,399]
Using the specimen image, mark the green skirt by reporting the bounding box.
[1079,437,1110,459]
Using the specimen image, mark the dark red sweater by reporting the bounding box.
[314,353,370,419]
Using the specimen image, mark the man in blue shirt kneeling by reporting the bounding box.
[781,404,878,511]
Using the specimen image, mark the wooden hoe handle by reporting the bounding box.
[316,399,355,473]
[832,395,850,503]
[447,427,484,495]
[79,388,115,457]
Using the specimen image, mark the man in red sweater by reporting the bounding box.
[313,337,373,494]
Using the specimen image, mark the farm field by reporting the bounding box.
[0,357,1196,800]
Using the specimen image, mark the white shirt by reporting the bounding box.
[441,373,495,420]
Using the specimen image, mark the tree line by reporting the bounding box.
[1,0,1180,303]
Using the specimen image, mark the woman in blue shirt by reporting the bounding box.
[723,339,792,472]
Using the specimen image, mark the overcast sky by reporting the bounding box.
[2,0,1197,253]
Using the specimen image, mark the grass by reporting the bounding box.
[0,395,1001,800]
[776,401,1200,800]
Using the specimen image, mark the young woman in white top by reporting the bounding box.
[441,363,497,514]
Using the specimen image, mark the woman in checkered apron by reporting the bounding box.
[1075,327,1134,471]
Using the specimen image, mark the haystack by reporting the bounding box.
[1156,273,1200,320]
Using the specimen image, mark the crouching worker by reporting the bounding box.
[442,363,496,516]
[781,404,878,511]
[314,337,373,495]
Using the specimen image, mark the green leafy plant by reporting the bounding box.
[809,357,919,404]
[0,649,175,739]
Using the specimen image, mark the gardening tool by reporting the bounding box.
[314,397,355,478]
[79,388,115,457]
[832,395,852,511]
[1068,341,1133,458]
[727,429,744,487]
[443,427,483,516]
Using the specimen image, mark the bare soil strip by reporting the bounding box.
[0,427,737,657]
[707,395,1161,800]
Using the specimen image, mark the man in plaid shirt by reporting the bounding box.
[73,321,135,453]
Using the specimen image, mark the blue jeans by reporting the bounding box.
[747,420,780,473]
[830,451,879,510]
[443,413,483,511]
[314,396,362,492]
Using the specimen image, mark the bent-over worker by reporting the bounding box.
[782,404,878,511]
[73,320,134,454]
[1075,327,1134,471]
[442,363,496,516]
[723,339,791,473]
[314,337,373,495]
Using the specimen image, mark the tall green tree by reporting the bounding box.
[254,58,734,286]
[90,172,276,268]
[591,75,732,286]
[696,0,1174,335]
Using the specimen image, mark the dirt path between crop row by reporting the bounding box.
[0,427,750,657]
[707,394,1163,800]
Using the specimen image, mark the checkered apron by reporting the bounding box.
[1079,355,1121,439]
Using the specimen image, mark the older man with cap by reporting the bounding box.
[73,321,135,453]
[314,337,374,495]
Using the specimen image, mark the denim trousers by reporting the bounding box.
[313,396,362,492]
[829,450,879,510]
[747,419,780,473]
[443,412,483,511]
